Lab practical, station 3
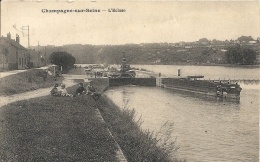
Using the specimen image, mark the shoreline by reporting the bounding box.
[0,70,182,161]
[131,63,260,68]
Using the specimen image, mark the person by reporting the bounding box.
[60,84,73,97]
[86,80,101,100]
[75,82,86,96]
[50,83,60,96]
[216,84,222,97]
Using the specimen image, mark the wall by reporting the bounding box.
[109,78,156,87]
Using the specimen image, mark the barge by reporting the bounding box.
[161,76,242,99]
[108,52,136,78]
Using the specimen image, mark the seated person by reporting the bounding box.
[86,80,101,100]
[60,84,73,97]
[50,83,60,96]
[75,82,86,96]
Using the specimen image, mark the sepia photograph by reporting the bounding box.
[0,1,259,161]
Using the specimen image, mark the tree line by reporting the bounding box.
[46,42,258,68]
[226,44,257,65]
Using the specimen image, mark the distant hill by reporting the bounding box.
[31,36,260,65]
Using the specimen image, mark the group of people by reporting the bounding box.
[50,80,101,100]
[50,83,73,97]
[75,81,101,100]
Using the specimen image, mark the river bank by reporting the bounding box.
[0,69,183,161]
[67,75,182,161]
[132,63,260,68]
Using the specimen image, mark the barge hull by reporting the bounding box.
[161,78,241,100]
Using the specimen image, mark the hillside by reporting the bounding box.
[32,36,260,65]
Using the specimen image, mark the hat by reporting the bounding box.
[79,82,84,86]
[54,83,58,87]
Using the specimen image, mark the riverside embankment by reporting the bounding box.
[105,65,259,162]
[0,68,181,162]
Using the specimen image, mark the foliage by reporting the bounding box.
[49,52,76,73]
[33,35,259,65]
[237,36,254,43]
[96,96,183,162]
[198,38,210,44]
[226,44,257,65]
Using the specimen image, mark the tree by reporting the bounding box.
[49,52,76,73]
[226,44,257,65]
[198,38,210,45]
[241,48,257,65]
[237,36,254,43]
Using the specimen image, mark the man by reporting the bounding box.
[86,80,101,100]
[50,83,60,96]
[75,82,86,95]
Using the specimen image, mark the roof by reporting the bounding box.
[0,37,27,50]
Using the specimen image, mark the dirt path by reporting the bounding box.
[0,75,77,107]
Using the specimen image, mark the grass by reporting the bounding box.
[71,78,183,161]
[0,74,184,161]
[0,69,63,96]
[96,96,184,162]
[0,95,117,161]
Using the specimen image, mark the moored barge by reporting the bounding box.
[161,76,242,99]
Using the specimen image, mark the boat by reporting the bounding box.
[107,52,136,78]
[161,76,242,99]
[119,52,135,78]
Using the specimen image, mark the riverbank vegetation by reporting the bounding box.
[0,69,63,96]
[97,96,183,162]
[68,79,184,161]
[226,44,257,65]
[0,82,184,161]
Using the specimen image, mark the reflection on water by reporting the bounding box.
[105,84,259,162]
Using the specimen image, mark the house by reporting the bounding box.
[0,32,29,70]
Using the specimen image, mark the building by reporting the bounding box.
[29,48,46,68]
[0,32,29,70]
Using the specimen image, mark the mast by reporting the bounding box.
[122,52,126,74]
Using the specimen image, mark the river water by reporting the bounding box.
[132,64,259,80]
[105,65,259,162]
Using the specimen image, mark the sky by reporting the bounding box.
[1,1,260,47]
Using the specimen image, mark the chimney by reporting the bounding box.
[16,34,20,44]
[7,32,11,39]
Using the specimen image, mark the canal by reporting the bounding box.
[105,65,259,162]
